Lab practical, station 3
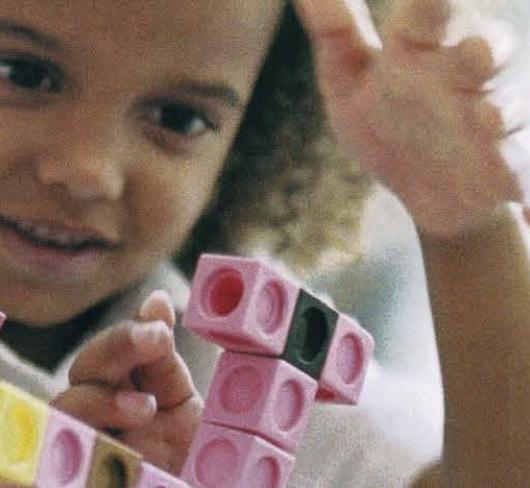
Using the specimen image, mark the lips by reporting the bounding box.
[0,214,118,253]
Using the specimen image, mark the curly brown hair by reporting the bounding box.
[176,2,383,277]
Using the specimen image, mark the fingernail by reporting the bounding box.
[139,290,175,326]
[139,289,169,315]
[116,391,157,417]
[131,322,169,350]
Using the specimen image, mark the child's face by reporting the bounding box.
[0,0,283,325]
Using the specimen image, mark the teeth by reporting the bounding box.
[17,222,33,233]
[15,222,93,247]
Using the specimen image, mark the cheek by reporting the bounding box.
[126,161,222,253]
[0,113,36,164]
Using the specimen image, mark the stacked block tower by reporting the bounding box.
[0,253,373,488]
[180,254,374,488]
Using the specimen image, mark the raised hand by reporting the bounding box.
[293,0,528,238]
[51,290,202,475]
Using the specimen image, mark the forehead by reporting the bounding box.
[0,0,284,85]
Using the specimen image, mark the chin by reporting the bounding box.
[2,298,86,327]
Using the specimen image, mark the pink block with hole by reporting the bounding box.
[183,254,300,355]
[35,408,97,488]
[316,313,374,405]
[203,351,317,453]
[137,462,190,487]
[181,423,294,488]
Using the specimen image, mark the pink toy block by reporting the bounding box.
[0,312,5,328]
[182,254,300,355]
[316,313,374,404]
[181,423,294,488]
[202,352,317,452]
[137,462,190,487]
[35,408,97,488]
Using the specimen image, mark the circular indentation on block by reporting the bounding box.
[2,402,38,463]
[253,457,280,488]
[196,439,238,486]
[203,269,244,317]
[299,307,328,363]
[101,455,127,488]
[50,429,83,484]
[256,281,286,334]
[273,380,304,431]
[337,334,361,384]
[220,366,264,414]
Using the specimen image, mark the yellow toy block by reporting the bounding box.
[0,381,49,486]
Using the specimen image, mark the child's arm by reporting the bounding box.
[413,204,530,487]
[293,0,530,485]
[51,290,203,474]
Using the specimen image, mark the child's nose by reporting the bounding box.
[37,154,124,200]
[35,113,126,201]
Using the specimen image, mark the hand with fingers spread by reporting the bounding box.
[51,290,202,475]
[293,0,527,238]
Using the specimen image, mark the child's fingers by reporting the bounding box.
[69,320,173,386]
[382,0,451,48]
[292,0,374,50]
[138,289,176,328]
[133,348,199,410]
[475,99,505,140]
[51,384,156,430]
[292,0,376,98]
[123,394,203,474]
[135,289,196,408]
[448,36,497,91]
[499,127,530,207]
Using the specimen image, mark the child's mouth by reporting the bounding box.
[0,215,112,254]
[0,214,116,281]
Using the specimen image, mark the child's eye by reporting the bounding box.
[0,56,62,93]
[149,102,217,137]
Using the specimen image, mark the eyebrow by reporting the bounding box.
[0,19,63,52]
[173,79,244,111]
[0,18,244,111]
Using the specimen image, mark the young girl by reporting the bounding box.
[0,0,528,486]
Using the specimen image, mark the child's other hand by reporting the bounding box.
[51,290,202,475]
[294,0,528,238]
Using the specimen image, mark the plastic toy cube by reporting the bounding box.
[86,433,141,488]
[0,381,49,486]
[181,423,294,488]
[316,313,374,404]
[203,352,317,452]
[137,462,190,487]
[35,408,97,487]
[183,254,300,355]
[281,290,338,380]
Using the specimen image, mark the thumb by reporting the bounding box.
[292,0,379,97]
